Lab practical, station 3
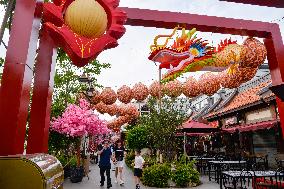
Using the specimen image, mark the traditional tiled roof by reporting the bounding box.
[205,81,274,118]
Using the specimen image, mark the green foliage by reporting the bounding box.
[69,156,78,167]
[137,97,188,161]
[171,163,200,187]
[142,163,171,188]
[57,154,68,167]
[51,49,111,118]
[125,151,135,169]
[143,154,157,168]
[126,125,150,150]
[48,131,79,155]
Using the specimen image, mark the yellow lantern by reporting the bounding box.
[65,0,108,38]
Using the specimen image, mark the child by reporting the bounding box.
[134,149,144,189]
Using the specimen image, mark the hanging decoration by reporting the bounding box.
[198,72,221,96]
[220,66,257,89]
[117,85,133,104]
[148,27,267,84]
[239,37,267,68]
[94,102,108,114]
[182,77,200,98]
[92,102,139,131]
[100,87,117,105]
[164,80,182,98]
[43,0,126,67]
[132,82,149,102]
[148,81,164,98]
[91,89,101,104]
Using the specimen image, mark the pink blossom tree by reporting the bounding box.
[51,99,109,166]
[51,99,110,137]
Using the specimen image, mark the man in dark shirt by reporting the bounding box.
[98,140,112,188]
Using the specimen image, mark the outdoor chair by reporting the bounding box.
[275,157,283,168]
[239,170,254,189]
[254,168,284,189]
[223,170,254,189]
[275,168,284,189]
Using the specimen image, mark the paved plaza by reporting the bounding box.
[64,164,219,189]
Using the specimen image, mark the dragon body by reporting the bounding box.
[149,27,267,83]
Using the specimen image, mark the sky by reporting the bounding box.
[0,1,283,121]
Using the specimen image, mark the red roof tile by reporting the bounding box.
[205,81,273,118]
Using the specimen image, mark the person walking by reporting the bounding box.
[98,140,112,188]
[134,149,144,189]
[113,140,125,185]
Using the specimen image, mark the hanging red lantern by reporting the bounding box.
[132,83,149,102]
[182,77,200,98]
[117,85,133,104]
[149,81,164,98]
[164,80,182,98]
[91,89,101,104]
[94,102,108,114]
[220,66,257,89]
[100,87,117,105]
[107,104,119,116]
[239,37,267,68]
[198,72,220,96]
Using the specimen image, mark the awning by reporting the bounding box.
[223,120,278,133]
[175,132,209,137]
[180,120,219,133]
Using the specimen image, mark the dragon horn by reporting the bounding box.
[187,28,197,39]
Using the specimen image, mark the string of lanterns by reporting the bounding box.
[79,62,258,131]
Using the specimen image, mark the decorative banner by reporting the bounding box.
[182,77,200,98]
[132,82,149,102]
[149,81,164,98]
[117,85,133,104]
[198,72,221,96]
[43,0,127,67]
[100,87,117,105]
[164,80,182,98]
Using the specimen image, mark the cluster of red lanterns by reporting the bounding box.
[93,102,139,131]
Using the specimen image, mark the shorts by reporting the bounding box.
[115,161,124,168]
[134,168,143,178]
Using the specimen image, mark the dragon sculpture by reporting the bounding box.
[149,27,267,83]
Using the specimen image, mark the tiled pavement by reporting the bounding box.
[64,163,219,189]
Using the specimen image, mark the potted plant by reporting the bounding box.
[69,156,85,183]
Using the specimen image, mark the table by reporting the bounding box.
[194,157,216,174]
[208,161,247,183]
[220,170,280,189]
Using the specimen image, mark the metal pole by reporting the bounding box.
[158,68,162,110]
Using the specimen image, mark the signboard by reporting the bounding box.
[224,116,238,126]
[209,121,219,128]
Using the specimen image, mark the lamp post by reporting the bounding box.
[79,73,96,99]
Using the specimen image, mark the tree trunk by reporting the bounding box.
[0,0,15,43]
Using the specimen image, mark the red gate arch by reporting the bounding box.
[0,1,283,155]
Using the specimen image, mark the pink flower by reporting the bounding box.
[51,99,109,137]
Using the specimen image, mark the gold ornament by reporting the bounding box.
[65,0,108,38]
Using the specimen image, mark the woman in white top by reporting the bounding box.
[134,149,144,189]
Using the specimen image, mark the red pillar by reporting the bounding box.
[264,25,284,138]
[26,30,57,154]
[0,0,39,155]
